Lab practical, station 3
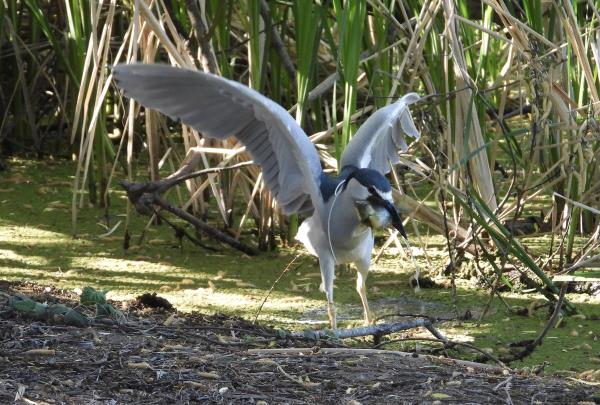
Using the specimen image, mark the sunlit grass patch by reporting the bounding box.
[0,159,599,375]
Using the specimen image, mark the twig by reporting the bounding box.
[122,161,254,199]
[253,252,305,324]
[438,175,457,310]
[372,336,508,369]
[500,283,568,363]
[152,209,218,252]
[184,0,220,74]
[276,364,320,388]
[152,195,258,256]
[170,161,254,189]
[494,375,514,405]
[375,312,455,323]
[120,160,259,255]
[260,0,296,83]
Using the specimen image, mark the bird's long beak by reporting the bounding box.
[383,200,408,239]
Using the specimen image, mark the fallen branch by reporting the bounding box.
[151,209,217,252]
[291,318,447,341]
[120,153,258,255]
[247,347,503,372]
[152,193,258,256]
[373,336,508,369]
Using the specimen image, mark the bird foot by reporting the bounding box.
[363,310,375,326]
[327,303,337,329]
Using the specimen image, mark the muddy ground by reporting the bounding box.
[0,281,597,404]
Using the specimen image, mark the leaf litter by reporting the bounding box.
[0,281,597,404]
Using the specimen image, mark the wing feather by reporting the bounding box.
[340,93,420,174]
[112,63,322,215]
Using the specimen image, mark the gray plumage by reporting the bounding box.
[112,63,420,327]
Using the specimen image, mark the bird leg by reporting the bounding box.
[356,265,374,325]
[327,301,337,329]
[319,257,337,328]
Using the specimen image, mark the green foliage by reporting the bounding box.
[2,0,599,333]
[80,286,108,305]
[8,285,122,325]
[331,0,366,166]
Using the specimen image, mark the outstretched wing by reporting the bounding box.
[340,93,420,174]
[112,63,323,215]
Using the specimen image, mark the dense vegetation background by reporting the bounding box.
[1,2,600,379]
[2,0,599,301]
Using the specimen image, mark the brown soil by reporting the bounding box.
[0,281,597,404]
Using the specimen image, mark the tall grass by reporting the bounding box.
[2,1,600,305]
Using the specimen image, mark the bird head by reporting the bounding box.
[343,168,408,239]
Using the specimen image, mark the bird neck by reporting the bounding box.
[319,166,360,203]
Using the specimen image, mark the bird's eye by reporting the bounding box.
[367,186,376,195]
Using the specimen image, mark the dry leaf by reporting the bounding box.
[163,314,182,326]
[4,174,28,184]
[46,180,72,187]
[127,362,151,369]
[235,281,256,288]
[255,358,276,366]
[184,381,206,388]
[372,280,404,286]
[198,371,220,379]
[48,201,68,208]
[148,239,166,245]
[24,349,55,356]
[14,383,26,401]
[213,271,226,280]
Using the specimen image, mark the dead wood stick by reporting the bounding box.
[373,336,508,369]
[291,318,447,341]
[120,158,258,255]
[152,209,217,252]
[152,195,258,256]
[168,161,254,189]
[185,0,220,74]
[500,283,568,363]
[253,252,305,324]
[124,161,253,197]
[246,347,502,372]
[276,364,320,389]
[120,181,258,255]
[260,0,296,82]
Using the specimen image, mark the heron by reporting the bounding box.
[112,64,420,328]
